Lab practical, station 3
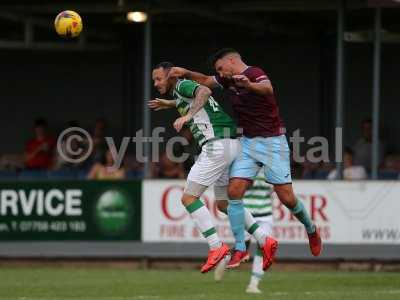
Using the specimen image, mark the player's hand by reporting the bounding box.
[233,74,250,88]
[168,67,188,79]
[173,115,192,132]
[148,98,170,111]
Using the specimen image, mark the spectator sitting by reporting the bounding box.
[380,154,400,172]
[24,118,56,170]
[380,154,400,180]
[353,118,385,172]
[0,154,24,171]
[300,150,333,179]
[328,147,367,180]
[152,152,185,179]
[123,154,144,178]
[53,120,89,170]
[87,149,125,180]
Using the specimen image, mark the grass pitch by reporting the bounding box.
[0,267,399,300]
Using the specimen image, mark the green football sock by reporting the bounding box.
[290,199,316,234]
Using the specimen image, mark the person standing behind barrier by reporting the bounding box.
[24,118,55,170]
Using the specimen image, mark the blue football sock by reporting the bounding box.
[227,200,246,251]
[290,199,316,234]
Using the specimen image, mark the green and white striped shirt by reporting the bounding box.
[243,169,273,218]
[173,79,237,147]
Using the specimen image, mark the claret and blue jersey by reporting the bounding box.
[214,66,292,184]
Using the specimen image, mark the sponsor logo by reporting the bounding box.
[161,185,224,221]
[95,190,131,236]
[0,189,82,217]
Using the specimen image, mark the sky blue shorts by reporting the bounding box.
[230,135,292,184]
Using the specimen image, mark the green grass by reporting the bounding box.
[0,268,399,300]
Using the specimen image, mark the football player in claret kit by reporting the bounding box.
[149,62,273,273]
[169,49,322,270]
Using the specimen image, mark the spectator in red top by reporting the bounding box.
[24,118,56,169]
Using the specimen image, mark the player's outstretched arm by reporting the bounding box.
[148,98,176,111]
[169,67,217,89]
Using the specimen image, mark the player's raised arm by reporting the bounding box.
[148,98,176,111]
[169,67,217,89]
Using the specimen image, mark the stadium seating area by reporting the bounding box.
[0,116,398,181]
[0,163,398,180]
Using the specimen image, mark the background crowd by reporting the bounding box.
[0,117,399,180]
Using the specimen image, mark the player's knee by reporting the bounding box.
[274,184,296,208]
[227,183,246,200]
[181,194,196,207]
[180,196,189,207]
[216,200,228,213]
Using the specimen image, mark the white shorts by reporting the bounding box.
[187,138,241,187]
[245,216,273,241]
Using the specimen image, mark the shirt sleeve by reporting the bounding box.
[247,67,270,83]
[176,80,200,98]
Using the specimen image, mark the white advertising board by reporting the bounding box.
[142,180,400,245]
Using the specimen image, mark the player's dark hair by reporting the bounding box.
[209,48,239,67]
[155,61,174,70]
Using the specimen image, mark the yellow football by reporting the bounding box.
[54,10,83,38]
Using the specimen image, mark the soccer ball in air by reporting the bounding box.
[54,10,83,38]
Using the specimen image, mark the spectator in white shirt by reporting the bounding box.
[328,147,368,180]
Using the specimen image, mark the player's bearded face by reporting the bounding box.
[215,58,234,79]
[152,68,171,95]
